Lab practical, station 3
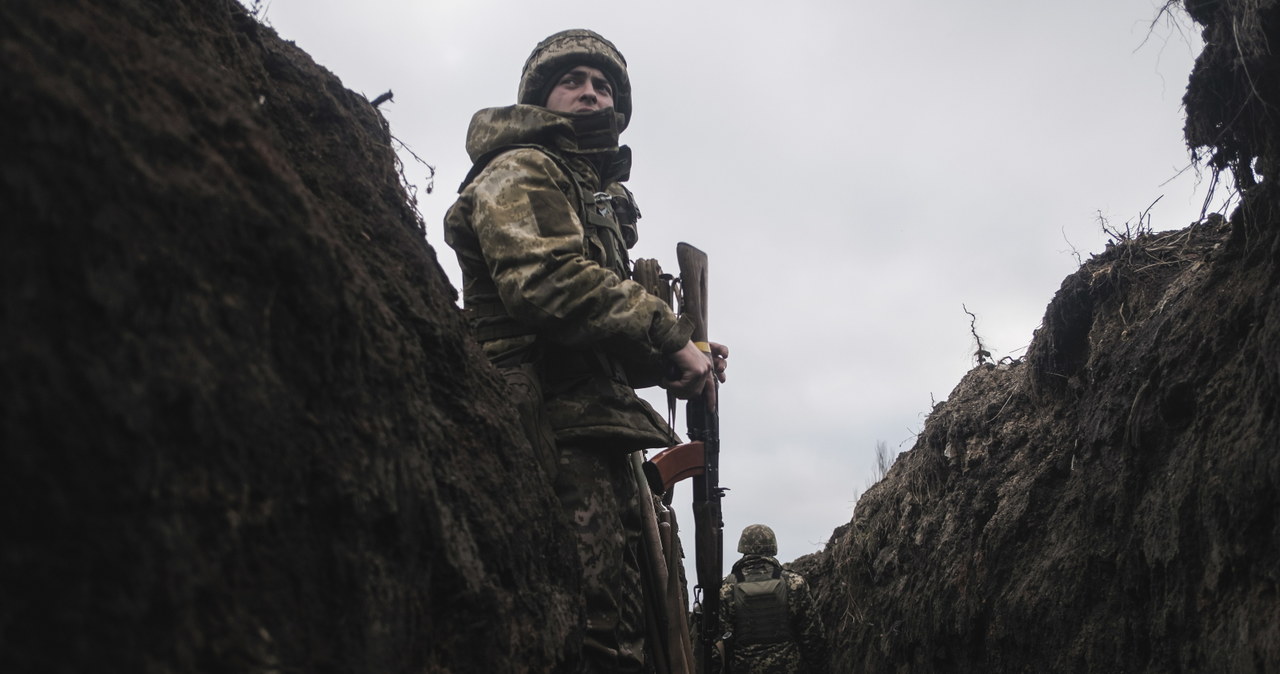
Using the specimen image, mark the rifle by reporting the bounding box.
[635,246,724,673]
[676,242,724,674]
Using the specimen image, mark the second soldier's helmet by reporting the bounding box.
[737,524,778,556]
[518,29,632,130]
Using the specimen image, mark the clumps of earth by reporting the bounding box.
[2,0,1276,672]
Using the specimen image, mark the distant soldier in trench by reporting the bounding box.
[444,29,729,673]
[718,524,830,674]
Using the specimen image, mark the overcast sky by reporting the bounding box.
[246,0,1219,568]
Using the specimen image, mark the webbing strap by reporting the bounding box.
[466,301,534,342]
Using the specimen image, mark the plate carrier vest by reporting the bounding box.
[730,560,790,645]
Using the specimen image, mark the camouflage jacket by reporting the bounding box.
[444,104,691,451]
[719,555,831,674]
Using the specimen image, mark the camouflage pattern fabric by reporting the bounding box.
[719,556,831,674]
[554,441,648,673]
[497,362,559,482]
[518,29,633,129]
[444,104,689,452]
[444,34,693,672]
[737,524,778,556]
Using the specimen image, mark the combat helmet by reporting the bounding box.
[519,29,632,129]
[737,524,778,556]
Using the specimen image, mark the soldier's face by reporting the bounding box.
[544,65,614,115]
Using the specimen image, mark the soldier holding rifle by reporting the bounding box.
[444,29,728,674]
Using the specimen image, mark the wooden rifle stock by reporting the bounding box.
[677,242,723,673]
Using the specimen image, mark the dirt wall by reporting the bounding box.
[1,1,580,671]
[795,3,1280,669]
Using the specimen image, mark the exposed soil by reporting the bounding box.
[2,0,1277,673]
[794,201,1280,671]
[794,2,1280,668]
[3,1,580,672]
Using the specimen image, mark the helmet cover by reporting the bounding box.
[518,29,632,129]
[737,524,778,556]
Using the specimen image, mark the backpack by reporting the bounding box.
[729,561,790,645]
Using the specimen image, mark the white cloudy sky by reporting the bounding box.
[247,1,1221,566]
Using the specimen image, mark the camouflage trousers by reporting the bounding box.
[553,443,650,674]
[726,642,804,674]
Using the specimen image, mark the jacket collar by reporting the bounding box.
[464,104,630,182]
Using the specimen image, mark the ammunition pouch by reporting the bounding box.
[497,361,559,482]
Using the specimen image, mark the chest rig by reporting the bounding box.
[583,184,637,279]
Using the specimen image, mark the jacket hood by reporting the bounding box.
[461,105,630,185]
[464,106,552,161]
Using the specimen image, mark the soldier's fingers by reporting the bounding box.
[664,368,705,398]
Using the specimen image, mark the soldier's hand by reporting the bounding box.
[708,341,728,383]
[664,340,719,410]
